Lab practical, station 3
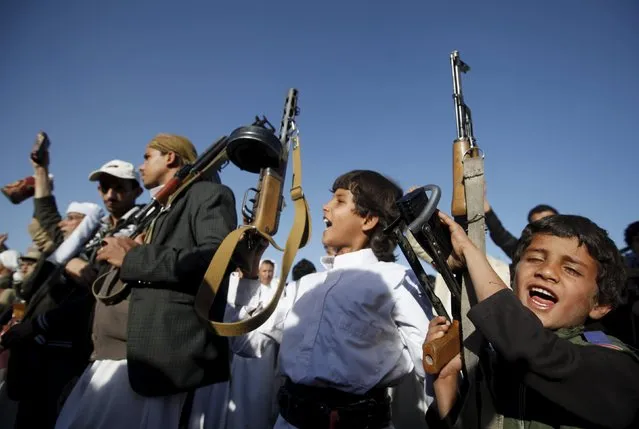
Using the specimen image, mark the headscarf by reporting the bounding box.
[48,202,104,266]
[147,134,197,165]
[66,201,104,217]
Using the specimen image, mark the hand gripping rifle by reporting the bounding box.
[195,88,312,337]
[91,130,269,304]
[385,185,463,374]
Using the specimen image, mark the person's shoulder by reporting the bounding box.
[188,180,235,200]
[582,330,639,360]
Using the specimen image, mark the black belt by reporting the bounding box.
[278,378,391,429]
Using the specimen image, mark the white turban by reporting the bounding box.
[48,202,104,265]
[66,201,103,217]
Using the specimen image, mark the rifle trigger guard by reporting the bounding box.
[462,146,485,160]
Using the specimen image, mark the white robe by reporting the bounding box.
[54,360,228,429]
[224,281,299,429]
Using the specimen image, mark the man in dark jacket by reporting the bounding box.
[55,134,237,429]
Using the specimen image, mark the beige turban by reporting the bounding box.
[147,134,197,165]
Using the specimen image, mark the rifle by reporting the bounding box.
[91,131,272,304]
[448,51,495,427]
[386,185,462,374]
[195,88,312,337]
[451,50,482,219]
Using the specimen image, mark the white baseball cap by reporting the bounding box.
[88,160,140,183]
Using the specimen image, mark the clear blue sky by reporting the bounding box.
[1,0,638,280]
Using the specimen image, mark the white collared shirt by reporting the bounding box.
[227,248,433,395]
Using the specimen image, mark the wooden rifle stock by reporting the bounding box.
[452,138,481,217]
[251,170,283,235]
[423,320,460,375]
[244,89,298,237]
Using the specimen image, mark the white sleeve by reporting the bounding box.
[393,274,437,406]
[392,274,432,380]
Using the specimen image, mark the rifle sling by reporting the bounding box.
[459,155,503,429]
[194,132,311,337]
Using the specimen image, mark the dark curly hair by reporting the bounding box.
[331,170,402,262]
[512,214,627,309]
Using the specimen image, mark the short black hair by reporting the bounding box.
[512,214,626,309]
[527,204,559,223]
[260,260,274,268]
[292,259,316,281]
[331,170,402,262]
[624,221,639,249]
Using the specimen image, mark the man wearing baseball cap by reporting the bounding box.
[89,160,143,227]
[79,160,144,259]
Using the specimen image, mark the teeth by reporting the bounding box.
[323,218,332,228]
[531,287,556,300]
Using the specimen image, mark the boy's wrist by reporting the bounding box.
[460,240,480,262]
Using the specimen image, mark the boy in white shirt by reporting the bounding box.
[228,170,433,429]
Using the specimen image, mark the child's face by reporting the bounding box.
[322,188,374,255]
[513,233,611,329]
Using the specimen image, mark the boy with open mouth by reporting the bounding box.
[227,169,434,429]
[426,213,639,429]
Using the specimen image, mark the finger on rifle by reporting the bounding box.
[427,325,451,342]
[429,315,449,327]
[101,237,117,246]
[437,211,455,226]
[439,353,463,378]
[438,211,465,234]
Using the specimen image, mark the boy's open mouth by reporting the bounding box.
[323,218,332,228]
[528,286,558,310]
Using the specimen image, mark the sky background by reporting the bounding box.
[1,0,638,280]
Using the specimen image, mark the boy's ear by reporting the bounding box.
[588,303,612,320]
[361,215,379,233]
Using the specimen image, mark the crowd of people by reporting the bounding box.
[0,132,637,429]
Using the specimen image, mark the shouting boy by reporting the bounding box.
[426,213,639,429]
[227,170,433,429]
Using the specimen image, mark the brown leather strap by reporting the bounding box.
[91,268,130,305]
[194,131,310,337]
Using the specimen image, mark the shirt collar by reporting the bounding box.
[101,205,142,227]
[332,248,378,270]
[320,255,334,270]
[150,184,164,198]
